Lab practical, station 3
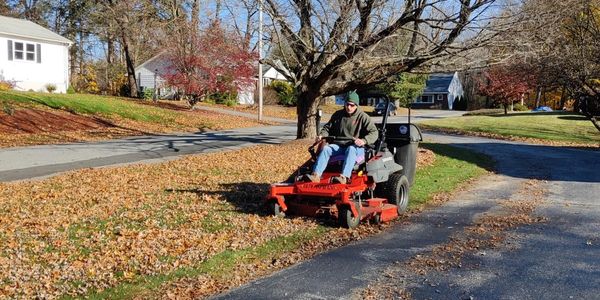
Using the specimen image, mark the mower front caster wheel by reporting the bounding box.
[270,201,286,218]
[339,202,360,229]
[371,214,382,225]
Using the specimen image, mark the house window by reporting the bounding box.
[10,41,38,62]
[26,43,35,61]
[415,95,434,103]
[14,42,24,60]
[437,94,443,100]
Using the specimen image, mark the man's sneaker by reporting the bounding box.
[331,175,347,184]
[303,173,321,183]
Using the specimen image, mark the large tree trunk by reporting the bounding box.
[121,34,138,98]
[583,95,600,132]
[296,88,322,139]
[559,85,567,109]
[69,37,78,84]
[535,86,542,108]
[106,38,114,94]
[191,0,199,30]
[589,116,600,132]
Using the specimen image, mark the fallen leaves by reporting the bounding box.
[197,103,298,120]
[0,104,275,148]
[417,148,435,168]
[0,139,435,298]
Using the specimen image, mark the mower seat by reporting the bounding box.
[324,153,365,174]
[329,154,365,165]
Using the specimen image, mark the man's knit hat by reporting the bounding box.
[347,91,360,105]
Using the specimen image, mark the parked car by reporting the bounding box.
[532,106,553,112]
[374,102,397,116]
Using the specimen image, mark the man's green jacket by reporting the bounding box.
[319,108,379,146]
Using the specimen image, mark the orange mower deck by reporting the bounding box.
[267,172,398,227]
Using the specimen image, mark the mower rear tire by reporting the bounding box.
[339,202,360,229]
[270,201,286,218]
[381,173,410,213]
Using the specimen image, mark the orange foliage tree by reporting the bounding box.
[478,65,536,114]
[163,22,256,107]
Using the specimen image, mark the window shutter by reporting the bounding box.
[7,40,13,61]
[36,44,41,63]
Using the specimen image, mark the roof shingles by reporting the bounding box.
[422,73,454,94]
[0,15,72,44]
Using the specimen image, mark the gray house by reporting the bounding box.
[413,72,463,110]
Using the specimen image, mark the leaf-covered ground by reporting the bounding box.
[196,103,298,120]
[196,103,384,121]
[0,141,439,299]
[0,96,274,148]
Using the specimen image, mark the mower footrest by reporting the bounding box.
[296,183,343,197]
[380,204,398,222]
[366,198,388,207]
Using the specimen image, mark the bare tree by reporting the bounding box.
[222,0,259,50]
[500,0,600,131]
[95,0,159,98]
[261,0,517,138]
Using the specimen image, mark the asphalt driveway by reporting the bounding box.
[215,133,600,300]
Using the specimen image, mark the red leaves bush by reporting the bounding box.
[163,22,256,106]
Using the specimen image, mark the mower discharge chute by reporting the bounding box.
[267,96,422,228]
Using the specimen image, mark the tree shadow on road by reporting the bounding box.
[558,115,589,121]
[432,141,599,183]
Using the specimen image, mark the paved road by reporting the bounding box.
[1,106,597,298]
[215,133,600,300]
[196,104,463,124]
[0,108,456,182]
[0,126,296,182]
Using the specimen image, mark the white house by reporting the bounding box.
[135,52,170,95]
[413,72,464,110]
[135,54,290,105]
[262,65,287,86]
[0,15,72,93]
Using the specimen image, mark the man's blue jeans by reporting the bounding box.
[313,144,365,178]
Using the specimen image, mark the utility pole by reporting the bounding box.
[258,0,263,121]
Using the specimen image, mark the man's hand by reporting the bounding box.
[315,135,322,143]
[354,138,366,147]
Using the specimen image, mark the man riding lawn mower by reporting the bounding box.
[267,92,422,228]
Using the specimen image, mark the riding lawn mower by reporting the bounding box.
[266,96,422,228]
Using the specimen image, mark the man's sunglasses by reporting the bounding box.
[345,102,357,107]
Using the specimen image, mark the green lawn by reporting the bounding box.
[0,91,178,124]
[419,112,600,145]
[410,143,493,208]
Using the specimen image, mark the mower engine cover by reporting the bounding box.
[366,149,403,183]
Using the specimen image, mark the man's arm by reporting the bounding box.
[319,111,339,138]
[361,114,379,146]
